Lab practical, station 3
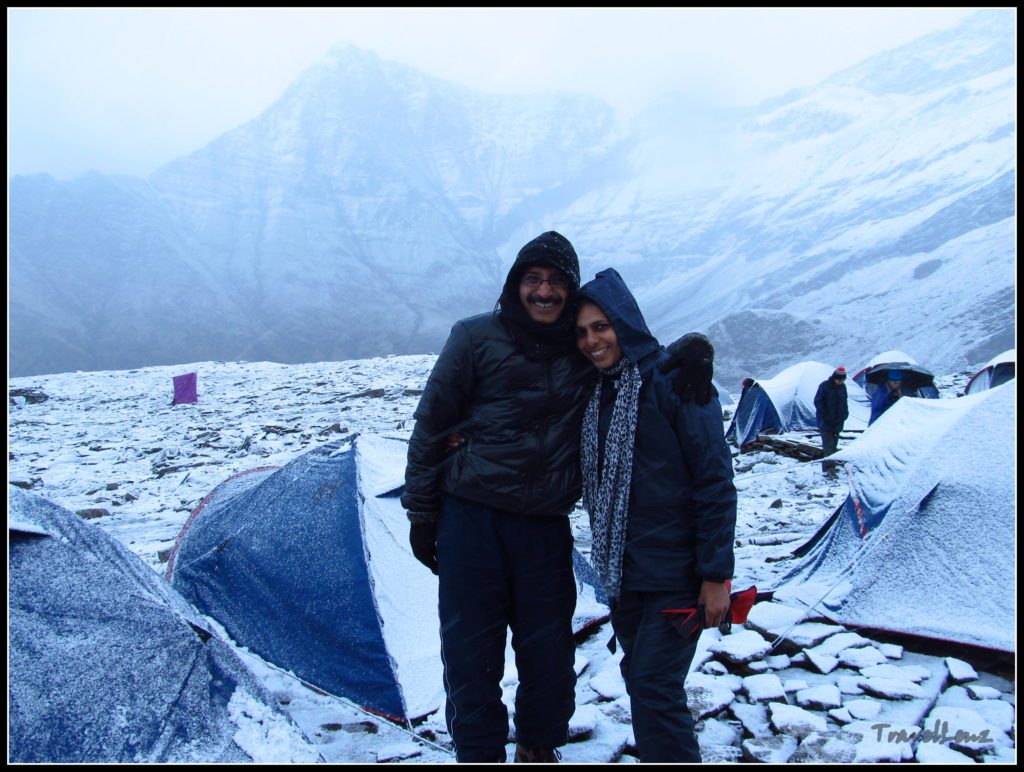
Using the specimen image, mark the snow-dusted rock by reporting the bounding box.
[859,663,929,683]
[915,742,976,764]
[707,629,771,664]
[701,660,728,676]
[568,704,600,741]
[744,674,787,704]
[685,673,736,720]
[589,667,627,701]
[744,602,804,639]
[741,735,798,764]
[697,717,742,750]
[878,643,903,660]
[845,698,882,720]
[375,743,422,763]
[838,645,887,669]
[945,657,979,684]
[965,684,1002,701]
[844,721,916,762]
[936,685,1016,733]
[716,673,744,694]
[787,622,847,649]
[921,706,1010,752]
[768,702,828,739]
[765,654,791,670]
[795,684,842,710]
[573,651,589,677]
[730,702,772,739]
[804,649,839,675]
[836,675,866,695]
[806,632,872,659]
[783,678,810,693]
[746,660,770,673]
[828,707,853,724]
[790,731,858,763]
[860,677,926,700]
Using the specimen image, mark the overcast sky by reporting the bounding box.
[8,7,985,180]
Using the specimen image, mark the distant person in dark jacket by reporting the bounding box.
[869,369,907,425]
[814,367,849,479]
[575,268,737,763]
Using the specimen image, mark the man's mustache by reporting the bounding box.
[527,292,564,305]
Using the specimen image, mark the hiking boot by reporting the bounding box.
[514,744,561,763]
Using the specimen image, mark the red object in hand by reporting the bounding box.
[660,585,758,638]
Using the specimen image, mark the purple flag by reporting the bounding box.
[172,372,198,405]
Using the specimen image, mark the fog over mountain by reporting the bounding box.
[9,9,1015,388]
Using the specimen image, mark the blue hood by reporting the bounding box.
[578,268,661,367]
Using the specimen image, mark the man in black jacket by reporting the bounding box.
[403,232,716,763]
[814,367,849,479]
[403,231,590,763]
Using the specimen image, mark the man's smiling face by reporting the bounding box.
[518,266,570,324]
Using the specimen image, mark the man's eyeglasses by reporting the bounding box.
[521,273,570,289]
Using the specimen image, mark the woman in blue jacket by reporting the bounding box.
[575,268,737,763]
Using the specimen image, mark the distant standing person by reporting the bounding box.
[814,367,849,479]
[869,369,907,425]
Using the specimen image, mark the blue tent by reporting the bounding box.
[727,361,870,447]
[773,383,1015,653]
[167,434,609,724]
[9,486,312,763]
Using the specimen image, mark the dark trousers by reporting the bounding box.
[612,590,702,763]
[437,495,577,763]
[820,430,839,474]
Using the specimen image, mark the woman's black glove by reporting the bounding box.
[658,332,716,406]
[408,521,439,575]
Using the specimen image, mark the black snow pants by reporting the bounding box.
[611,589,703,763]
[436,495,577,763]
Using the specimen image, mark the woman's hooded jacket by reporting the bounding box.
[578,269,736,593]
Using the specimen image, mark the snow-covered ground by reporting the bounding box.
[8,358,1014,763]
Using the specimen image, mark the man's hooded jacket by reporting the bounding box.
[578,269,736,592]
[402,232,594,519]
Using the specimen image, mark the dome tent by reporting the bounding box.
[8,486,316,763]
[853,350,939,400]
[726,361,870,447]
[773,384,1015,653]
[965,348,1015,395]
[167,434,609,724]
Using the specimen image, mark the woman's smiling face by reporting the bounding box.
[575,301,623,370]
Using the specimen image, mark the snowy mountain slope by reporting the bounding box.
[8,11,1015,382]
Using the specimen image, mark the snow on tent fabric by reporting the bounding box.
[852,350,918,388]
[853,351,939,400]
[773,383,1015,653]
[8,486,307,763]
[726,361,870,447]
[964,348,1015,395]
[166,434,609,724]
[172,371,198,405]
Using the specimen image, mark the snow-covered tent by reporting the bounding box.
[726,361,870,447]
[167,434,609,724]
[965,348,1016,395]
[853,350,939,399]
[9,486,312,763]
[852,350,917,387]
[773,383,1015,653]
